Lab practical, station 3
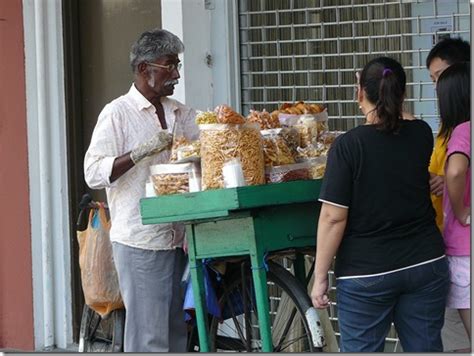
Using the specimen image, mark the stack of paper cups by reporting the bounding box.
[222,159,246,188]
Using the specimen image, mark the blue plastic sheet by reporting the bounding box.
[183,265,221,323]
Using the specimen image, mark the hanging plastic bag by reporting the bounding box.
[77,204,123,317]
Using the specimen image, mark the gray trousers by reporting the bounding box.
[112,242,187,352]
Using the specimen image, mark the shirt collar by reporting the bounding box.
[128,84,153,111]
[128,84,179,113]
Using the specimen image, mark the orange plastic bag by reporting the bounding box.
[77,204,123,317]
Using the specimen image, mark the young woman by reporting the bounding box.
[311,57,449,352]
[436,62,471,341]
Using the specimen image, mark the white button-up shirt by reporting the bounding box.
[84,84,199,250]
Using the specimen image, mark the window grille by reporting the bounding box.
[238,0,470,133]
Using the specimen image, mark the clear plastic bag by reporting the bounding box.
[296,131,345,160]
[265,162,311,183]
[199,123,265,190]
[169,137,200,163]
[304,156,328,179]
[293,114,329,148]
[150,162,201,195]
[247,109,281,129]
[261,128,295,167]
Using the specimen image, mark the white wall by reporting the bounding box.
[411,0,470,132]
[23,0,73,350]
[161,0,212,110]
[161,0,240,111]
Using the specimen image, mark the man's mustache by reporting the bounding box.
[164,80,179,86]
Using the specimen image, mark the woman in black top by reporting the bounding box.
[310,57,448,352]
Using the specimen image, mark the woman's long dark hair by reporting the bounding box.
[359,57,406,133]
[436,61,470,144]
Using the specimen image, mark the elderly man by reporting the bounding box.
[84,28,199,352]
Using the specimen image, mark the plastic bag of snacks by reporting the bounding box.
[261,129,295,167]
[214,104,246,124]
[318,130,345,146]
[195,110,218,124]
[293,114,329,148]
[296,142,329,159]
[265,162,311,184]
[278,127,301,159]
[247,109,281,129]
[169,137,200,163]
[304,156,328,179]
[150,162,201,195]
[276,102,327,125]
[199,123,265,190]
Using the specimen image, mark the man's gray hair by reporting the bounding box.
[130,28,184,73]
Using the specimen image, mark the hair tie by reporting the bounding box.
[382,68,393,77]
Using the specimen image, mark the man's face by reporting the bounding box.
[428,57,450,85]
[145,54,181,97]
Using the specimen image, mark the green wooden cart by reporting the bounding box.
[140,179,323,352]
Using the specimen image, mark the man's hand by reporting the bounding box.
[429,173,444,197]
[130,131,172,164]
[311,276,330,309]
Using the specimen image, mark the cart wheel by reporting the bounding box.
[78,305,125,352]
[209,261,323,352]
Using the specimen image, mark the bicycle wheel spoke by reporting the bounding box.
[278,333,310,352]
[209,261,317,353]
[221,285,248,348]
[274,306,298,351]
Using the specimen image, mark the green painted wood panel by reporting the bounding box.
[140,179,322,224]
[192,217,255,258]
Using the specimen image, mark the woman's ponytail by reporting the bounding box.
[359,57,406,133]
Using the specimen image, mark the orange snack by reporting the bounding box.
[214,104,246,124]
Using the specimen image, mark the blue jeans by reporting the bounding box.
[336,257,449,352]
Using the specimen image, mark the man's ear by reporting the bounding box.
[137,62,148,75]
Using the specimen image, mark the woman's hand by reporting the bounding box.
[311,276,330,309]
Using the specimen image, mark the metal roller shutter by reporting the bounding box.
[238,0,470,134]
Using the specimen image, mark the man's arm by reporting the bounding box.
[108,131,173,183]
[311,203,348,309]
[110,154,135,183]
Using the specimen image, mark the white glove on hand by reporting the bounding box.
[130,131,172,164]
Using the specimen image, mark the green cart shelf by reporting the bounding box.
[140,179,323,352]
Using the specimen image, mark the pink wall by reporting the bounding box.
[0,0,35,350]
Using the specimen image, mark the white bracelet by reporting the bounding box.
[465,215,470,226]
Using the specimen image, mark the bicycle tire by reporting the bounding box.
[78,304,125,352]
[209,260,324,352]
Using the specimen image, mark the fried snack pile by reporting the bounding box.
[265,165,311,183]
[169,137,200,162]
[309,163,326,179]
[262,134,295,167]
[200,124,265,190]
[275,101,325,115]
[279,128,301,157]
[247,109,281,129]
[152,173,189,195]
[195,111,218,124]
[296,131,344,159]
[214,104,246,124]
